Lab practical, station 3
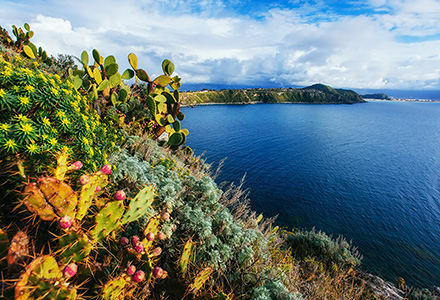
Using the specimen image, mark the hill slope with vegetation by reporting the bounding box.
[181,84,365,106]
[0,23,437,300]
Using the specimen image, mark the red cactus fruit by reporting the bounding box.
[157,232,166,240]
[127,265,136,276]
[59,215,73,229]
[152,247,162,256]
[161,211,170,221]
[134,241,144,254]
[95,185,101,192]
[146,232,154,241]
[131,236,140,245]
[79,174,89,185]
[119,237,129,246]
[63,263,78,278]
[133,270,145,282]
[114,190,126,201]
[69,161,83,170]
[100,164,112,175]
[152,267,164,279]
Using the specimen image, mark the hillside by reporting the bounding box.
[181,84,365,106]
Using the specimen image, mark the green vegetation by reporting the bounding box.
[0,23,438,300]
[181,84,365,106]
[361,93,391,100]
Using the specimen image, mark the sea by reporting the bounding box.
[180,100,440,288]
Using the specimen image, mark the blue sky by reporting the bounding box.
[1,0,440,90]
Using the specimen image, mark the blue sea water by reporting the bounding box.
[181,101,440,288]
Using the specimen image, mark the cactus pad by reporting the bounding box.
[58,231,93,263]
[23,182,57,221]
[91,201,124,241]
[142,217,160,250]
[36,177,77,218]
[179,238,194,276]
[121,185,155,225]
[187,267,213,295]
[76,173,108,220]
[7,230,29,268]
[101,276,128,300]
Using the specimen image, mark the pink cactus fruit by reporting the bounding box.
[152,267,164,279]
[131,236,140,246]
[119,237,129,246]
[157,232,166,240]
[69,161,83,170]
[79,174,89,185]
[59,215,73,229]
[63,263,78,278]
[161,211,170,221]
[134,241,144,254]
[152,247,162,256]
[95,185,101,192]
[133,270,145,283]
[100,164,112,175]
[146,232,154,241]
[114,190,126,201]
[127,265,136,276]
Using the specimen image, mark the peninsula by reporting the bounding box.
[181,83,365,105]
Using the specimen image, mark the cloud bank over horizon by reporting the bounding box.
[1,0,440,90]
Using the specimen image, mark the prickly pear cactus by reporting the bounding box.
[100,275,129,300]
[91,200,124,241]
[58,231,92,263]
[179,238,195,276]
[121,185,155,225]
[187,267,213,295]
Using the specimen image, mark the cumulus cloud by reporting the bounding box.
[0,0,439,89]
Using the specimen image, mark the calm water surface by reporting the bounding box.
[181,101,440,288]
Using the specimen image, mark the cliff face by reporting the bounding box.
[181,84,365,105]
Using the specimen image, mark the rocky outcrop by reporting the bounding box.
[364,273,404,300]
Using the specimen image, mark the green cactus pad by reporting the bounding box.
[53,152,70,181]
[58,232,93,263]
[154,94,167,103]
[177,111,185,121]
[119,87,129,102]
[136,69,150,82]
[162,91,176,104]
[109,73,122,88]
[97,79,110,92]
[104,55,116,68]
[15,255,64,299]
[23,182,57,221]
[92,49,102,64]
[105,63,119,77]
[91,201,124,241]
[166,114,175,124]
[145,95,156,115]
[121,69,135,80]
[173,120,181,132]
[121,185,155,225]
[128,53,138,70]
[168,132,183,146]
[101,276,128,300]
[76,173,108,220]
[153,75,171,87]
[187,267,212,295]
[36,177,77,218]
[179,238,194,276]
[174,90,180,102]
[142,217,160,250]
[94,68,102,85]
[23,45,35,59]
[158,103,167,114]
[81,50,89,66]
[155,114,166,127]
[162,59,175,76]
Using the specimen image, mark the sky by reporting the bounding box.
[1,0,440,91]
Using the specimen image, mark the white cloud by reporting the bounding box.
[1,0,440,90]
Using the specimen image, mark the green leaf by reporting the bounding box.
[104,55,116,68]
[173,120,181,132]
[121,69,135,80]
[155,114,166,126]
[92,49,101,64]
[177,111,185,121]
[81,50,89,66]
[166,114,174,123]
[162,59,175,76]
[105,63,118,77]
[136,69,150,82]
[153,75,171,87]
[23,45,35,59]
[109,73,122,88]
[128,53,138,70]
[97,79,109,92]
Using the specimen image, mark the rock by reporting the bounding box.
[364,273,404,300]
[157,131,168,143]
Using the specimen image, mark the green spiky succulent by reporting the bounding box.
[0,55,122,175]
